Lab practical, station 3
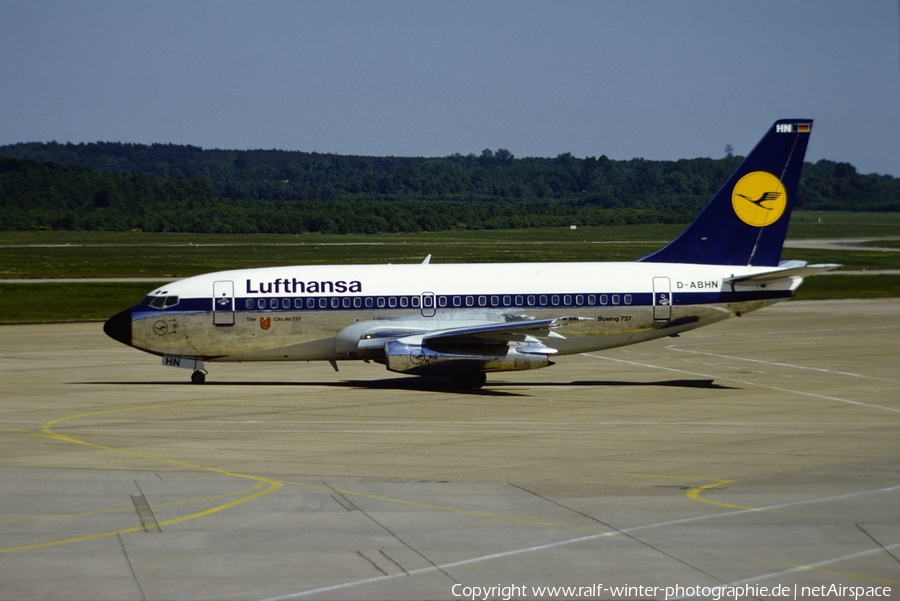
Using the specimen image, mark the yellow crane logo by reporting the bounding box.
[731,171,787,227]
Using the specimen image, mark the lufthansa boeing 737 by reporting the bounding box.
[104,119,835,387]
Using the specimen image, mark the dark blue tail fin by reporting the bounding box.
[639,119,812,266]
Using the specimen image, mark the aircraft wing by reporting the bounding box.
[376,316,594,377]
[420,316,584,346]
[724,261,840,285]
[354,316,589,356]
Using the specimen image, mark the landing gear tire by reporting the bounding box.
[191,370,206,385]
[453,372,486,389]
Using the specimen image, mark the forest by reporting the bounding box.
[1,142,898,234]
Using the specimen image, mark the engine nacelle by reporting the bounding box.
[384,340,553,376]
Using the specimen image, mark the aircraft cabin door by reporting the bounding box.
[213,280,235,326]
[652,277,672,321]
[421,292,436,317]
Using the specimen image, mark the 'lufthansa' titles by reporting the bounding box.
[246,278,362,294]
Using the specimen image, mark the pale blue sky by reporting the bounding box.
[2,0,899,176]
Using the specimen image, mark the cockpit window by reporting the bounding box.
[145,295,179,309]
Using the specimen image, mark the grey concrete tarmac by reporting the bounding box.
[1,299,898,601]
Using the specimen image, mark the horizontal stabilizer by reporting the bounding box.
[725,262,840,285]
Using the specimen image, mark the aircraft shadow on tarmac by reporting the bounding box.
[81,377,734,396]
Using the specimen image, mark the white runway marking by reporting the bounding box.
[258,483,900,601]
[582,354,900,415]
[724,541,900,588]
[666,346,900,384]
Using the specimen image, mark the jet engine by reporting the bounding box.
[384,339,555,376]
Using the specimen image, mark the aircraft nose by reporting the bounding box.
[103,308,133,346]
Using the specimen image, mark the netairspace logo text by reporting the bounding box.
[450,582,892,600]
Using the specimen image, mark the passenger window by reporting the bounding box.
[331,298,339,308]
[491,296,499,307]
[588,295,596,305]
[411,296,420,308]
[526,295,535,305]
[294,298,303,309]
[282,298,290,309]
[575,295,583,305]
[388,297,397,308]
[477,296,486,307]
[453,296,461,307]
[246,299,254,309]
[515,295,524,306]
[269,299,278,309]
[539,295,548,306]
[465,296,474,307]
[624,294,632,305]
[353,298,362,308]
[503,295,511,306]
[365,297,373,308]
[318,298,327,309]
[600,295,608,305]
[551,295,559,306]
[400,297,408,308]
[257,299,266,309]
[307,298,315,309]
[343,298,351,308]
[377,297,385,308]
[438,296,447,308]
[612,294,620,305]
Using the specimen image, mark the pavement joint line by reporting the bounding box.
[118,533,148,601]
[856,523,900,567]
[509,482,730,586]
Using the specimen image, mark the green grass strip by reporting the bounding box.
[0,282,168,323]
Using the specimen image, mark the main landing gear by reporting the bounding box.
[453,372,487,389]
[191,370,206,384]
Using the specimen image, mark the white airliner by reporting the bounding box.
[104,119,835,387]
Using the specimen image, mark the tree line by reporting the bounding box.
[0,142,897,234]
